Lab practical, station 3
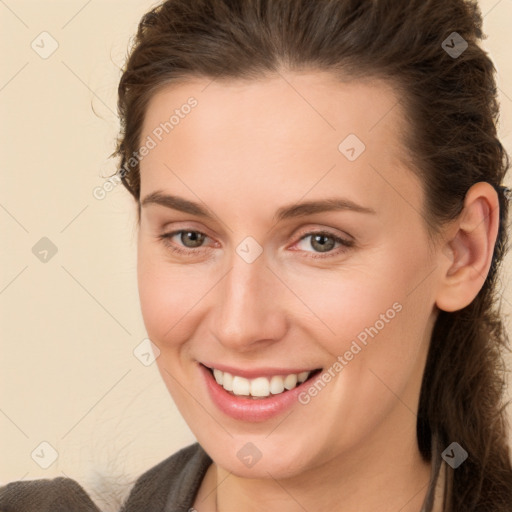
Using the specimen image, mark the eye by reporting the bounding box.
[157,230,210,255]
[293,230,354,258]
[157,228,354,259]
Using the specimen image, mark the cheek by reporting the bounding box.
[289,269,432,445]
[137,242,190,344]
[282,245,434,370]
[137,240,221,355]
[280,261,406,343]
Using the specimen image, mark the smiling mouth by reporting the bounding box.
[202,364,323,399]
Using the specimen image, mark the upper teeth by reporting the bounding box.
[212,368,311,398]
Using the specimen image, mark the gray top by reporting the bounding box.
[121,443,212,512]
[0,443,212,512]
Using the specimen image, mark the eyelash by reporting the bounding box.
[156,229,354,259]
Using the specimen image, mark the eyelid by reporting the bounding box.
[292,225,354,245]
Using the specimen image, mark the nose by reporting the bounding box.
[208,251,288,353]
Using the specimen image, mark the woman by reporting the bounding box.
[1,0,511,511]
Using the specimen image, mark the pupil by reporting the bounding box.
[183,231,204,247]
[312,234,334,252]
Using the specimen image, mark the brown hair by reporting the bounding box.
[112,0,512,509]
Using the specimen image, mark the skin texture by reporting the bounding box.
[136,71,499,512]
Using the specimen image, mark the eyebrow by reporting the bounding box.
[140,191,376,222]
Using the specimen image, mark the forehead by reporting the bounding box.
[139,71,421,218]
[142,71,405,148]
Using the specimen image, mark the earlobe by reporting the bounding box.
[435,182,500,312]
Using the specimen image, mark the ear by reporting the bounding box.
[435,182,500,312]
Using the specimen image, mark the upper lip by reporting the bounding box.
[201,362,322,379]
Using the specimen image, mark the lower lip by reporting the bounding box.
[200,364,319,422]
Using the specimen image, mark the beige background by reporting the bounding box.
[1,1,511,510]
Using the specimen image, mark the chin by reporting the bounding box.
[201,433,318,480]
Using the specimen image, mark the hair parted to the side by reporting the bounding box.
[112,0,512,510]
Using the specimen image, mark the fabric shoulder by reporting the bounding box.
[0,476,101,512]
[120,442,212,512]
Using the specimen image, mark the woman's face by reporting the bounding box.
[137,71,444,479]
